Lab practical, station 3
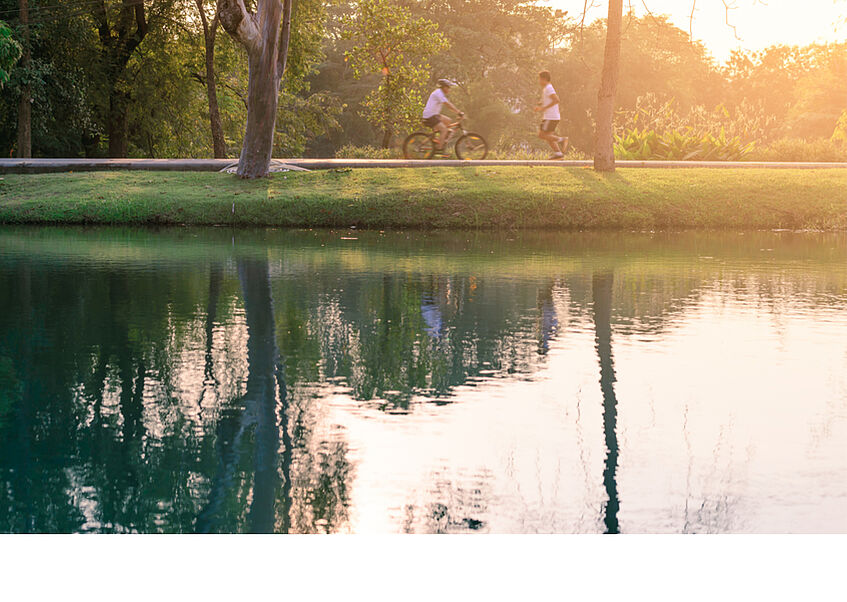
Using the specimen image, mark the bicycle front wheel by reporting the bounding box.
[455,133,488,160]
[403,133,435,159]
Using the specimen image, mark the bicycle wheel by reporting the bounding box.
[403,133,435,159]
[455,133,488,160]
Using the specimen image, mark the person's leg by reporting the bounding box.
[539,121,563,156]
[541,130,560,153]
[434,115,451,150]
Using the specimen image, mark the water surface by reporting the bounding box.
[1,227,845,533]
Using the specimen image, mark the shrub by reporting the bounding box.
[335,144,400,159]
[615,128,755,161]
[831,110,847,147]
[749,138,847,162]
[487,145,588,160]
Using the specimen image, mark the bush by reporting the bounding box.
[335,144,400,159]
[617,94,776,144]
[615,128,755,161]
[613,94,770,161]
[749,138,847,162]
[487,145,588,160]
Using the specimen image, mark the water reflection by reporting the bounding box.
[593,272,619,535]
[0,228,845,533]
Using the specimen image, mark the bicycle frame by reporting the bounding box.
[435,118,469,148]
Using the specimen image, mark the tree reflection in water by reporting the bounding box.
[0,228,845,532]
[592,272,620,535]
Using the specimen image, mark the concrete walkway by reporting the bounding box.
[1,157,846,174]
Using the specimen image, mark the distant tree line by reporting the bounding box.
[0,0,844,168]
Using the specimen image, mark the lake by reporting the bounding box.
[0,227,845,533]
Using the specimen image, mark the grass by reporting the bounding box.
[0,167,844,230]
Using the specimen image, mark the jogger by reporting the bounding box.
[534,70,569,160]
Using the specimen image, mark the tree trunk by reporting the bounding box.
[93,0,148,158]
[108,89,129,158]
[205,36,227,158]
[195,2,227,158]
[381,126,393,149]
[219,0,292,179]
[16,0,31,158]
[594,0,623,172]
[238,48,282,178]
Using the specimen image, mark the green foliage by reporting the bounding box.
[749,138,847,163]
[615,127,755,161]
[832,111,847,147]
[621,94,776,143]
[724,43,847,140]
[0,19,21,88]
[341,0,448,143]
[0,2,844,160]
[275,91,343,157]
[335,144,400,159]
[614,95,766,160]
[401,1,570,145]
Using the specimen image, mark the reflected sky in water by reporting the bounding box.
[0,227,845,533]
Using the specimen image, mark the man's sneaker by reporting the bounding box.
[558,137,569,154]
[548,152,564,160]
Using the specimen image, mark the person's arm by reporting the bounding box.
[445,99,462,115]
[534,93,560,112]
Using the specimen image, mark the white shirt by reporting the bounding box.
[423,88,449,119]
[541,83,560,121]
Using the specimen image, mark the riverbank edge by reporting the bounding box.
[1,167,845,230]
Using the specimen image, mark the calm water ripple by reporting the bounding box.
[0,227,845,533]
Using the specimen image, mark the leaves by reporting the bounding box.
[614,127,756,161]
[341,0,448,140]
[0,20,21,88]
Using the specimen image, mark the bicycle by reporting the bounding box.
[403,116,488,160]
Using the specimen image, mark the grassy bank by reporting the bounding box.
[0,167,844,229]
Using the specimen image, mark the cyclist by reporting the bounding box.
[422,79,464,154]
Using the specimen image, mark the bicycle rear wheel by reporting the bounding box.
[455,133,488,160]
[403,133,435,159]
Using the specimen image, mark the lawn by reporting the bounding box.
[0,167,844,230]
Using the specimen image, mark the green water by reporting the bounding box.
[0,227,845,533]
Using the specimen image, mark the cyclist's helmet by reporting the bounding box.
[437,78,457,88]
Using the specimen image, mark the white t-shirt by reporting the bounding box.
[423,88,449,119]
[541,83,560,121]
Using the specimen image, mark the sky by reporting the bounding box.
[547,0,847,63]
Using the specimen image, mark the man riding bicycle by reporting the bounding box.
[422,79,464,153]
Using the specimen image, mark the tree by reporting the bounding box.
[0,19,21,88]
[14,0,30,157]
[342,0,448,148]
[218,0,293,178]
[400,0,570,150]
[594,0,623,172]
[194,0,226,158]
[91,0,151,157]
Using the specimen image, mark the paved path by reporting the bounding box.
[1,157,846,174]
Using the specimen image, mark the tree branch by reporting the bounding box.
[218,0,260,53]
[276,0,292,81]
[722,0,741,41]
[689,0,696,39]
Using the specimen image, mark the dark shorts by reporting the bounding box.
[423,115,442,128]
[540,119,560,133]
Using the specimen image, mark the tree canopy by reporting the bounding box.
[0,1,842,160]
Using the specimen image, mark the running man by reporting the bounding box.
[422,79,464,153]
[534,70,568,159]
